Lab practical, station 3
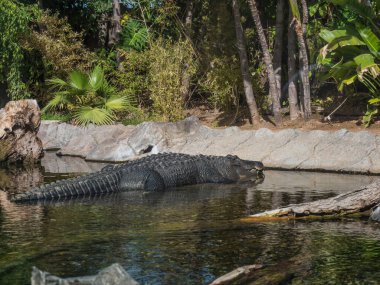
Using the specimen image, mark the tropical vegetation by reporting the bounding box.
[44,65,137,126]
[0,0,379,126]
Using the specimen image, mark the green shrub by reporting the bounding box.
[148,38,197,121]
[0,0,31,100]
[200,55,241,110]
[110,49,151,106]
[22,12,95,77]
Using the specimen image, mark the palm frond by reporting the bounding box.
[73,107,115,126]
[363,73,380,96]
[98,80,117,98]
[104,95,131,111]
[42,91,70,112]
[89,65,105,91]
[69,70,89,91]
[46,78,68,90]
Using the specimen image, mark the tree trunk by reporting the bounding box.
[232,0,261,125]
[244,181,380,221]
[288,11,300,120]
[181,0,194,105]
[108,0,121,47]
[296,23,311,118]
[273,0,285,98]
[100,13,109,48]
[247,0,282,125]
[185,0,194,34]
[108,0,122,70]
[295,0,311,118]
[300,0,308,36]
[38,0,43,9]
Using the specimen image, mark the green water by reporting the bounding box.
[0,165,380,285]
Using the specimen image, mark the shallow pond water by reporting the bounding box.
[0,156,380,284]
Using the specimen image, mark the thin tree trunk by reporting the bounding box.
[296,28,311,118]
[288,11,300,120]
[296,0,311,118]
[108,0,121,47]
[232,0,261,125]
[300,0,308,36]
[247,0,282,125]
[108,0,122,70]
[38,0,43,9]
[100,13,109,48]
[181,0,194,105]
[185,0,194,34]
[273,0,285,98]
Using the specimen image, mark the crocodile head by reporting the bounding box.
[227,155,265,180]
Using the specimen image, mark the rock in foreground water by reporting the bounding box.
[0,100,43,164]
[31,263,139,285]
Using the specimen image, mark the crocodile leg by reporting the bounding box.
[118,169,165,192]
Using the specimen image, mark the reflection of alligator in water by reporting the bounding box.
[12,153,264,202]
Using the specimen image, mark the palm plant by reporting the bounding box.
[44,65,138,126]
[317,0,379,91]
[317,0,379,125]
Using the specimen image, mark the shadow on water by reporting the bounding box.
[0,156,380,284]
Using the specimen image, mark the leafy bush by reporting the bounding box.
[200,55,242,110]
[44,65,139,126]
[22,12,95,77]
[110,49,151,106]
[148,39,197,121]
[0,0,31,100]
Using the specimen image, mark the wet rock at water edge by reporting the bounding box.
[0,100,43,164]
[370,203,380,222]
[31,263,139,285]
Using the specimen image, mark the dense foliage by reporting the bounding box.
[0,0,31,99]
[1,0,379,126]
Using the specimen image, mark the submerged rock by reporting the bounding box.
[31,263,139,285]
[370,204,380,222]
[0,100,43,164]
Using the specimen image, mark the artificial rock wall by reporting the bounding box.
[38,117,380,174]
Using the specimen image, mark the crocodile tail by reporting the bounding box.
[11,172,122,202]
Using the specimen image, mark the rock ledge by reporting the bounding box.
[38,117,380,174]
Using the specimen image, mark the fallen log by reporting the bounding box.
[209,251,312,285]
[208,264,264,285]
[242,182,380,221]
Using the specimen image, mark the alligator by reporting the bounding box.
[11,153,264,203]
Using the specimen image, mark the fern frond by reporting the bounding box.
[120,19,149,51]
